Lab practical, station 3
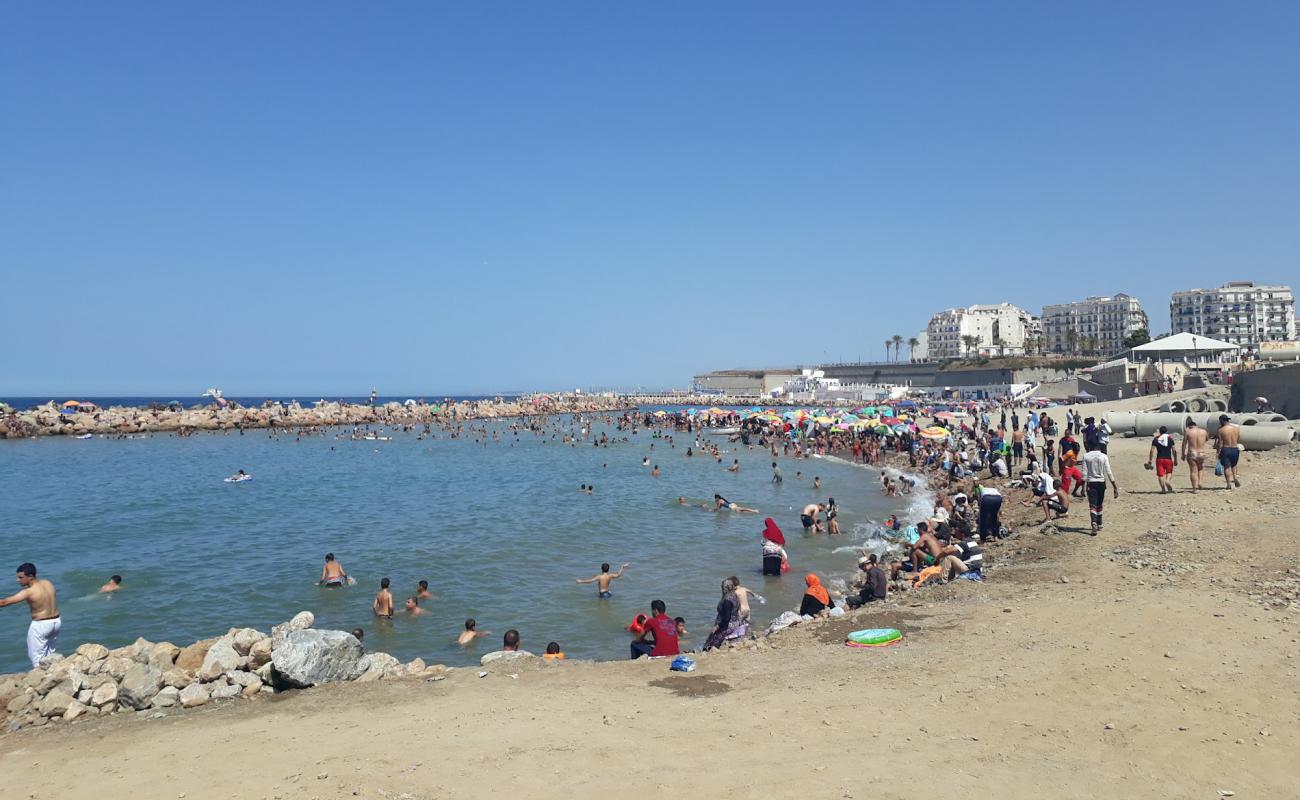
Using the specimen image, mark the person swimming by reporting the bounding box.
[457,618,489,646]
[98,575,122,594]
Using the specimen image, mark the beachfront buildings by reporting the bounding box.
[1041,293,1148,357]
[925,303,1037,359]
[1169,282,1295,347]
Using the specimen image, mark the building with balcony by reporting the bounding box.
[924,303,1036,360]
[1169,282,1295,348]
[1041,293,1148,357]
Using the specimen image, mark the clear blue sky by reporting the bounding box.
[4,2,1298,395]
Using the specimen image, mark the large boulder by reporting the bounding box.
[271,629,364,688]
[151,686,180,708]
[175,638,217,673]
[103,655,132,681]
[199,640,243,682]
[209,682,241,701]
[118,663,163,710]
[162,668,193,689]
[148,642,180,672]
[271,611,315,647]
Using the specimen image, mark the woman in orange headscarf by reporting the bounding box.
[798,573,834,617]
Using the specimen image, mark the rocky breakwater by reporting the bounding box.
[0,611,445,732]
[0,394,635,439]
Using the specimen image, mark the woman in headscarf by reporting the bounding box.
[799,573,834,617]
[703,578,740,651]
[761,518,788,576]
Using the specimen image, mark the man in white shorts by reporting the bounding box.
[0,563,61,668]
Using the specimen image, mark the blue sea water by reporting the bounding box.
[0,414,922,675]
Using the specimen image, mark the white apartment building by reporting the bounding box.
[1041,293,1149,356]
[1170,282,1295,347]
[925,303,1036,359]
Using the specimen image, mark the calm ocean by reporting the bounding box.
[0,413,924,674]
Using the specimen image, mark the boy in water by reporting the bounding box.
[372,577,393,618]
[404,596,423,616]
[458,618,489,646]
[417,580,435,600]
[576,562,629,598]
[99,575,123,593]
[319,553,348,587]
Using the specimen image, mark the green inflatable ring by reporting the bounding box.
[846,627,902,645]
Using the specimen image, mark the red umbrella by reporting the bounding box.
[762,518,786,546]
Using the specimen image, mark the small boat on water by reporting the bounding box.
[707,427,740,435]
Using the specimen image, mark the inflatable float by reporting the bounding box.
[845,628,902,647]
[224,475,253,483]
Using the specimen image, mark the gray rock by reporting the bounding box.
[271,611,315,647]
[7,690,35,714]
[151,686,180,708]
[209,682,241,701]
[148,642,180,672]
[118,663,164,710]
[271,629,364,688]
[178,682,209,708]
[38,689,76,717]
[0,678,24,707]
[240,676,263,697]
[103,655,132,680]
[199,640,243,681]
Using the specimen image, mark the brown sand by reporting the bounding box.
[4,399,1299,798]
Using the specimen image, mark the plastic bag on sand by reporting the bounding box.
[765,610,803,636]
[828,606,845,618]
[670,656,696,672]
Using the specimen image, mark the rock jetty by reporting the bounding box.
[0,395,634,439]
[0,611,444,732]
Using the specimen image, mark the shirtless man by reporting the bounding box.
[727,459,740,473]
[575,562,629,598]
[801,503,824,533]
[1181,419,1208,492]
[372,577,394,618]
[416,580,435,600]
[0,563,61,668]
[403,596,423,616]
[319,553,348,587]
[1214,415,1242,489]
[99,575,122,593]
[457,618,490,646]
[728,576,765,625]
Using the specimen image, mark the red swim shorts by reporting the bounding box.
[1155,458,1174,477]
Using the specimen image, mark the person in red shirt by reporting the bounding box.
[1060,460,1085,498]
[631,600,679,659]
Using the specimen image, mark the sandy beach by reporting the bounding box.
[3,393,1297,798]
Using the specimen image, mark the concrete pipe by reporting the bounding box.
[1188,398,1208,413]
[1133,413,1193,437]
[1104,411,1139,434]
[1200,413,1289,434]
[1239,425,1297,451]
[1210,399,1228,412]
[1164,400,1187,413]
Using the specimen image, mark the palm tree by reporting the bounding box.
[890,335,904,362]
[884,340,892,362]
[1066,329,1079,355]
[907,337,920,362]
[961,335,981,357]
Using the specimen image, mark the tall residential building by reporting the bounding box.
[1041,294,1149,357]
[1169,282,1295,347]
[925,303,1036,359]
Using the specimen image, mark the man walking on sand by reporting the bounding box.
[0,563,61,668]
[1215,415,1243,489]
[1146,426,1179,494]
[1082,442,1119,535]
[1181,419,1208,492]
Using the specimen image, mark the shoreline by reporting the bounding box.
[3,395,1299,795]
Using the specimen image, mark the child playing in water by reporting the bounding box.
[457,618,490,646]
